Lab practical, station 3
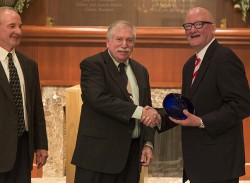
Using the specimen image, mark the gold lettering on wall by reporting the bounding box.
[56,0,216,26]
[75,0,123,12]
[137,0,195,13]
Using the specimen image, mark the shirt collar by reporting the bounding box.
[0,47,15,62]
[108,49,129,68]
[196,38,215,60]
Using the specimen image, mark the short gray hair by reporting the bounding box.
[107,20,136,41]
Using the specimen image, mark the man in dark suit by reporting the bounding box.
[0,7,48,183]
[71,20,160,183]
[158,7,250,183]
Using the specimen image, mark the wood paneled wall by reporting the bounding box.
[17,26,250,87]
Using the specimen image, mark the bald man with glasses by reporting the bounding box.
[158,7,250,183]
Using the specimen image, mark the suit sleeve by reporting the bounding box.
[202,49,250,137]
[33,62,48,150]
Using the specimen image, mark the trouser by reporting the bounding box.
[0,132,30,183]
[74,138,140,183]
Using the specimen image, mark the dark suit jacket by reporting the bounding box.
[159,40,250,182]
[0,51,48,173]
[71,49,155,174]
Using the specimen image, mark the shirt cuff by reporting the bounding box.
[144,141,153,150]
[156,120,162,130]
[132,106,143,119]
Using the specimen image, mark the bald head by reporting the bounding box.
[185,7,214,23]
[0,6,18,24]
[183,7,216,53]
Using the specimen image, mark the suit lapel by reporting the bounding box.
[0,63,14,102]
[16,51,31,105]
[184,55,195,98]
[17,53,28,81]
[190,55,210,95]
[0,51,31,110]
[0,51,30,104]
[101,50,132,102]
[129,60,144,105]
[187,40,218,99]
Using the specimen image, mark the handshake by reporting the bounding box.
[140,106,161,128]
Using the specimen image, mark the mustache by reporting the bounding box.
[117,48,131,52]
[12,34,22,38]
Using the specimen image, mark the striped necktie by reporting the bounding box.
[8,53,26,137]
[192,56,200,80]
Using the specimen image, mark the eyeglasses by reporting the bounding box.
[183,21,213,30]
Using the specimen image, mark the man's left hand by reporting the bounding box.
[140,146,153,167]
[36,149,49,169]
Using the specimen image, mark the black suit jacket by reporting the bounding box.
[0,51,48,173]
[159,40,250,182]
[72,49,155,174]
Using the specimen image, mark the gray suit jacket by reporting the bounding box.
[0,51,48,173]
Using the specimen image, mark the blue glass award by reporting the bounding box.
[162,93,195,120]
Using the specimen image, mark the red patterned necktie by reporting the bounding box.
[8,53,26,137]
[192,57,200,79]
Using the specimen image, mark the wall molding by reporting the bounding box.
[21,26,250,45]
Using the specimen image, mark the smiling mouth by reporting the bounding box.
[11,36,21,40]
[119,50,128,53]
[191,35,200,38]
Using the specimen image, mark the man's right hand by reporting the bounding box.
[141,106,161,128]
